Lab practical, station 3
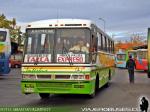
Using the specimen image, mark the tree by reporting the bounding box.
[0,13,22,44]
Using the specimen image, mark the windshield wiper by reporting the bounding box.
[62,45,73,66]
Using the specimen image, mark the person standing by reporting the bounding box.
[126,55,136,83]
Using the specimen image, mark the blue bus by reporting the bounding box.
[115,50,127,68]
[0,28,11,75]
[115,50,137,68]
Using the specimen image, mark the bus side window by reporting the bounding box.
[91,35,98,52]
[97,32,101,51]
[102,35,105,51]
[91,35,97,63]
[108,39,111,53]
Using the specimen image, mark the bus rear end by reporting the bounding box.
[0,28,11,75]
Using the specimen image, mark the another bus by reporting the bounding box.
[115,50,137,68]
[21,19,115,98]
[115,50,127,68]
[0,28,11,75]
[135,49,147,71]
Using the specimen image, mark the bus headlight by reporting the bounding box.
[23,75,36,79]
[70,75,85,80]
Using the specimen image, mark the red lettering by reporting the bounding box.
[44,57,49,62]
[76,57,79,62]
[57,55,84,63]
[36,57,39,62]
[30,57,35,62]
[58,57,63,62]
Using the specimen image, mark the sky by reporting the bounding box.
[0,0,150,38]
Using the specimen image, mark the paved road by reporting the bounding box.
[0,68,150,112]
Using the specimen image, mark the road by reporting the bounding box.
[0,68,150,112]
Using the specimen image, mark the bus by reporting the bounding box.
[135,49,147,71]
[0,28,11,75]
[115,50,127,68]
[21,19,115,98]
[115,50,137,68]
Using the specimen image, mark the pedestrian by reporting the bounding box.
[126,55,136,83]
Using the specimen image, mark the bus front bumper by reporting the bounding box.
[21,80,95,95]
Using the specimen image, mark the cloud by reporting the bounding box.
[0,0,150,34]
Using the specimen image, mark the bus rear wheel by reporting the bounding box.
[105,70,111,88]
[39,93,50,99]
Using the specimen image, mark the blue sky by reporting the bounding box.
[1,0,150,38]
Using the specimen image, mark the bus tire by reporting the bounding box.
[39,93,50,99]
[109,70,111,80]
[105,71,111,88]
[105,82,110,88]
[95,75,99,92]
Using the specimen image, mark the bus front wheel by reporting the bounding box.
[39,93,50,99]
[89,75,99,98]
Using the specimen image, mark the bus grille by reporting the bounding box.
[36,82,73,91]
[36,83,72,88]
[55,75,70,79]
[37,75,51,79]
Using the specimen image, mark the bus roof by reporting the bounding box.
[128,50,137,52]
[137,49,147,51]
[26,19,94,29]
[26,18,114,41]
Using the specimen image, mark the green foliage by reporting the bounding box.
[0,13,22,44]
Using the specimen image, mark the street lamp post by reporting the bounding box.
[98,18,106,32]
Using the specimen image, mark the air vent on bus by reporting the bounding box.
[65,24,82,26]
[37,75,51,79]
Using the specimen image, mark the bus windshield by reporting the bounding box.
[128,52,137,59]
[137,51,147,59]
[55,28,90,64]
[24,28,90,64]
[0,31,6,42]
[117,54,126,61]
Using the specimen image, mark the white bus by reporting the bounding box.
[21,19,115,98]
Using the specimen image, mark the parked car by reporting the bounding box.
[10,53,22,68]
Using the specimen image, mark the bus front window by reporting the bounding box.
[117,54,126,61]
[55,28,90,64]
[138,51,147,59]
[0,31,6,42]
[24,29,55,63]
